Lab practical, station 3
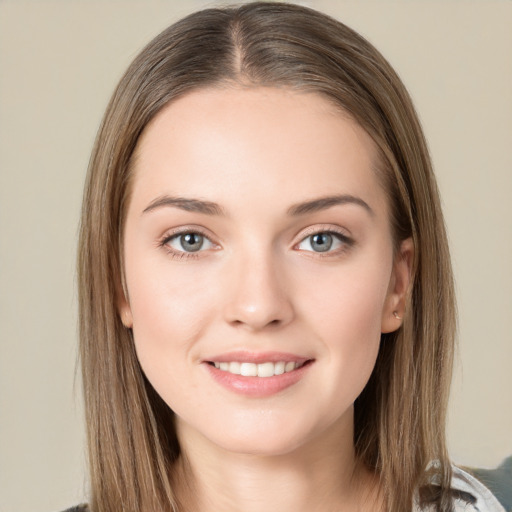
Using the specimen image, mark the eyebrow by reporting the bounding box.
[142,193,373,217]
[142,196,226,216]
[287,194,374,217]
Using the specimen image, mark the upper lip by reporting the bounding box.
[203,351,312,365]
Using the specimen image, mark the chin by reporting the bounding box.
[174,393,354,459]
[201,411,334,458]
[214,431,309,458]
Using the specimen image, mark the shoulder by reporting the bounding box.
[446,466,505,512]
[60,505,89,512]
[466,456,512,512]
[450,466,508,512]
[416,466,506,512]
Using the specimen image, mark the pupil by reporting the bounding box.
[181,233,203,252]
[311,233,332,252]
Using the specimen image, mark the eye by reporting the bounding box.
[296,231,351,253]
[165,232,215,253]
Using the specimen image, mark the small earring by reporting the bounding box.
[393,311,402,320]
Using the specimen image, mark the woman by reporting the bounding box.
[75,2,505,511]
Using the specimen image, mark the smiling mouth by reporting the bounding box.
[207,360,311,378]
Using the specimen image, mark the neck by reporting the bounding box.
[172,413,383,512]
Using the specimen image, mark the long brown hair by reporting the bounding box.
[78,3,456,511]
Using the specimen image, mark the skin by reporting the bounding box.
[119,87,413,512]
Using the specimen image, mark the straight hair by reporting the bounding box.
[78,3,456,511]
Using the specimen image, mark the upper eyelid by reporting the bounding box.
[160,225,216,243]
[296,224,352,241]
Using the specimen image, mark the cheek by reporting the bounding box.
[124,252,218,368]
[300,254,392,339]
[296,254,392,392]
[125,261,221,412]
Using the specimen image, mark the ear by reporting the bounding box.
[381,237,414,333]
[117,280,133,329]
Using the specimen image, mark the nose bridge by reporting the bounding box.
[223,242,294,330]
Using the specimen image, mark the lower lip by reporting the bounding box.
[204,362,313,398]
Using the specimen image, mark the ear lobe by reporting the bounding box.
[118,297,133,328]
[381,237,414,333]
[117,283,133,328]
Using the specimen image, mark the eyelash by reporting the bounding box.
[158,228,215,260]
[294,226,354,258]
[158,226,354,260]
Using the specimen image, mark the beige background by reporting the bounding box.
[0,1,510,511]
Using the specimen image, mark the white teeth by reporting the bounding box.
[257,362,274,377]
[240,362,258,376]
[213,361,301,377]
[229,361,241,375]
[285,361,296,372]
[274,361,285,375]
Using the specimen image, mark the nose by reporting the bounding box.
[222,251,294,331]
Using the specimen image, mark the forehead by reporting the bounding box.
[129,86,388,217]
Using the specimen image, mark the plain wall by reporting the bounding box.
[0,1,510,511]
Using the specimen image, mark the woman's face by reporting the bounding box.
[120,87,411,456]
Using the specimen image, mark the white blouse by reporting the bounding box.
[415,466,506,512]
